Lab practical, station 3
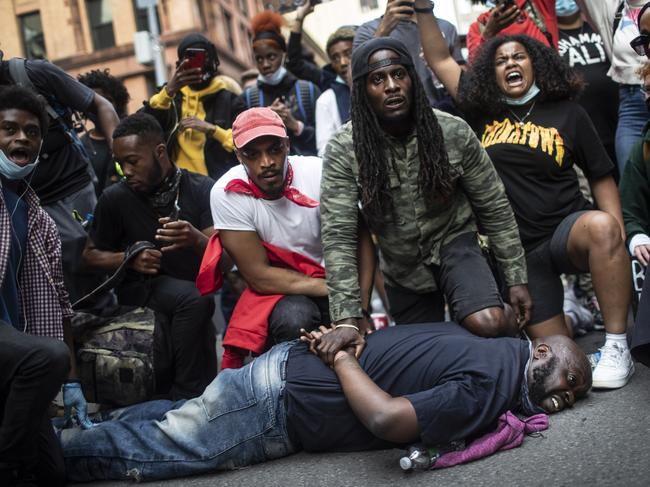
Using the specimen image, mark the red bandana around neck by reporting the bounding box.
[224,162,319,208]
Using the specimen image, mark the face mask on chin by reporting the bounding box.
[258,66,287,86]
[503,82,541,106]
[0,146,40,180]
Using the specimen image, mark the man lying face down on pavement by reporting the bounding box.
[58,322,592,482]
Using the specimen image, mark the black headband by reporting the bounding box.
[351,37,414,81]
[253,31,287,51]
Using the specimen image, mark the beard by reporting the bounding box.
[528,355,559,405]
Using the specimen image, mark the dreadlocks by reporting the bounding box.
[351,63,456,233]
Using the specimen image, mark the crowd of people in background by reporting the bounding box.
[2,0,650,484]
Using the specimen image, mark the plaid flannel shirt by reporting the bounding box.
[0,182,72,340]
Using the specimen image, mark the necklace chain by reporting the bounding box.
[509,101,537,127]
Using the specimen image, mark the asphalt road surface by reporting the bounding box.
[75,331,650,487]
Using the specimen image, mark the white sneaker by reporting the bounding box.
[592,342,635,389]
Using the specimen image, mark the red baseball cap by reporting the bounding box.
[232,107,287,149]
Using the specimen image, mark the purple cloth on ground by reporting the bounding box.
[432,411,549,469]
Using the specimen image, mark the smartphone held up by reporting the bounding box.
[183,48,206,71]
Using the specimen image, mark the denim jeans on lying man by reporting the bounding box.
[59,341,297,482]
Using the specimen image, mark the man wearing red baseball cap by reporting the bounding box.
[209,107,336,367]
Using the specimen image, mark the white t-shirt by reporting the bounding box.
[582,0,646,84]
[316,86,343,157]
[211,155,324,264]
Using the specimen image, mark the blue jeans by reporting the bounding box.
[59,341,297,481]
[615,85,650,174]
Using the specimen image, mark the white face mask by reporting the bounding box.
[258,66,287,86]
[503,82,541,106]
[0,147,40,180]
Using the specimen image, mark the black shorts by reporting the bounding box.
[526,211,588,325]
[385,232,504,324]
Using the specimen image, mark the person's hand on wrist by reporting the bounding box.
[333,348,354,367]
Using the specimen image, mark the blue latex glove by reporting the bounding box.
[63,381,95,429]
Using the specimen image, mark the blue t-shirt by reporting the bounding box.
[284,322,530,452]
[0,184,28,329]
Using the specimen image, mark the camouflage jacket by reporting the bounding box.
[321,109,527,321]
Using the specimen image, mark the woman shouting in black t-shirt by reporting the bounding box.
[412,0,633,390]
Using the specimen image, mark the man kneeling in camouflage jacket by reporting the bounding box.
[319,37,531,351]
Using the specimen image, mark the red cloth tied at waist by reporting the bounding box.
[196,234,325,369]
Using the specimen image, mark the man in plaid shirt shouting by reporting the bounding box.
[0,85,93,487]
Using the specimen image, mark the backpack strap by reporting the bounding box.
[8,58,61,121]
[613,1,625,36]
[295,80,315,123]
[244,85,262,108]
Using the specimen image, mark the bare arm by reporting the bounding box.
[333,349,419,443]
[82,236,124,273]
[220,229,327,296]
[89,92,119,149]
[414,1,462,100]
[358,218,376,317]
[591,175,626,240]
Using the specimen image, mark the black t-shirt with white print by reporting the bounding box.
[475,99,614,251]
[558,23,618,151]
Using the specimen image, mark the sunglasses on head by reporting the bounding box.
[630,33,650,57]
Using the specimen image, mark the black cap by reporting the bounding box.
[351,37,414,81]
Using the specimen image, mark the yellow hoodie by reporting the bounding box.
[149,78,235,175]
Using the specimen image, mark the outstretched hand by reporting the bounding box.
[483,3,520,39]
[296,0,315,22]
[377,0,416,37]
[165,59,203,97]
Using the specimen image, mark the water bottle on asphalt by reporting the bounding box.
[399,444,440,471]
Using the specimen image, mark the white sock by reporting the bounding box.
[605,332,629,350]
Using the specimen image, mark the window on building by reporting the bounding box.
[20,12,46,59]
[132,0,161,33]
[240,22,252,60]
[360,0,379,10]
[239,0,249,16]
[222,8,235,52]
[86,0,116,50]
